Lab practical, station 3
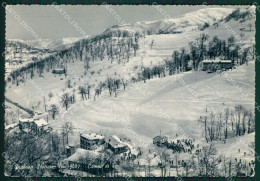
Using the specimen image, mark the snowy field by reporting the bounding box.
[4,6,255,177]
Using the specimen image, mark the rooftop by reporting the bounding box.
[153,135,168,142]
[19,118,34,123]
[34,119,48,127]
[5,123,18,130]
[202,59,232,63]
[65,148,99,163]
[81,133,105,140]
[105,135,127,148]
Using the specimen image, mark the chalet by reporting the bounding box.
[202,59,232,71]
[31,119,51,135]
[60,148,113,175]
[80,133,105,150]
[52,68,66,74]
[105,135,128,154]
[153,135,168,146]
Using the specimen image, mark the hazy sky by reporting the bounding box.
[6,5,236,40]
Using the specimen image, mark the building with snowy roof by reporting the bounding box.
[52,68,66,74]
[202,59,232,71]
[60,148,113,175]
[105,135,128,154]
[80,133,105,150]
[31,119,51,135]
[17,117,51,135]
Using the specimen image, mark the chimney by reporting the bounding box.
[160,130,161,136]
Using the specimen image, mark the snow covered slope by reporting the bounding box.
[5,7,255,165]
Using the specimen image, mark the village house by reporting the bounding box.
[18,117,51,135]
[202,59,232,72]
[52,68,66,74]
[153,135,168,147]
[31,119,51,135]
[60,148,113,176]
[105,135,128,154]
[80,133,105,150]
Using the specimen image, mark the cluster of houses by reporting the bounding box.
[78,133,135,156]
[61,133,139,176]
[5,117,52,135]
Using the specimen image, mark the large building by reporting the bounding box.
[80,133,105,150]
[60,148,113,175]
[202,59,232,71]
[105,135,128,154]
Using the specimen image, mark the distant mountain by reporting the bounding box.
[8,37,87,51]
[102,8,235,35]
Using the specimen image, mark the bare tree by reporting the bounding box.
[248,23,252,31]
[78,86,87,100]
[48,104,59,119]
[122,78,127,90]
[66,79,72,88]
[87,85,91,99]
[224,108,229,139]
[43,96,47,112]
[61,93,71,110]
[61,121,74,146]
[48,91,53,100]
[106,77,114,96]
[154,146,170,176]
[182,155,196,176]
[200,143,220,176]
[235,105,244,136]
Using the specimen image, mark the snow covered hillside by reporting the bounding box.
[5,40,53,76]
[8,37,85,50]
[5,37,86,76]
[5,7,255,177]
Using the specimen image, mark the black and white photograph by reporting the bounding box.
[4,4,256,178]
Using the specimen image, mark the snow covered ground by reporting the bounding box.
[4,6,255,176]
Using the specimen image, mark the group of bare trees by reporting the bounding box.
[5,119,76,176]
[199,105,255,142]
[5,131,51,176]
[140,65,166,83]
[138,33,252,84]
[152,143,254,177]
[224,8,252,23]
[78,85,91,100]
[58,91,76,111]
[8,30,141,88]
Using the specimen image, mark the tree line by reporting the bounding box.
[139,33,252,82]
[198,105,255,142]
